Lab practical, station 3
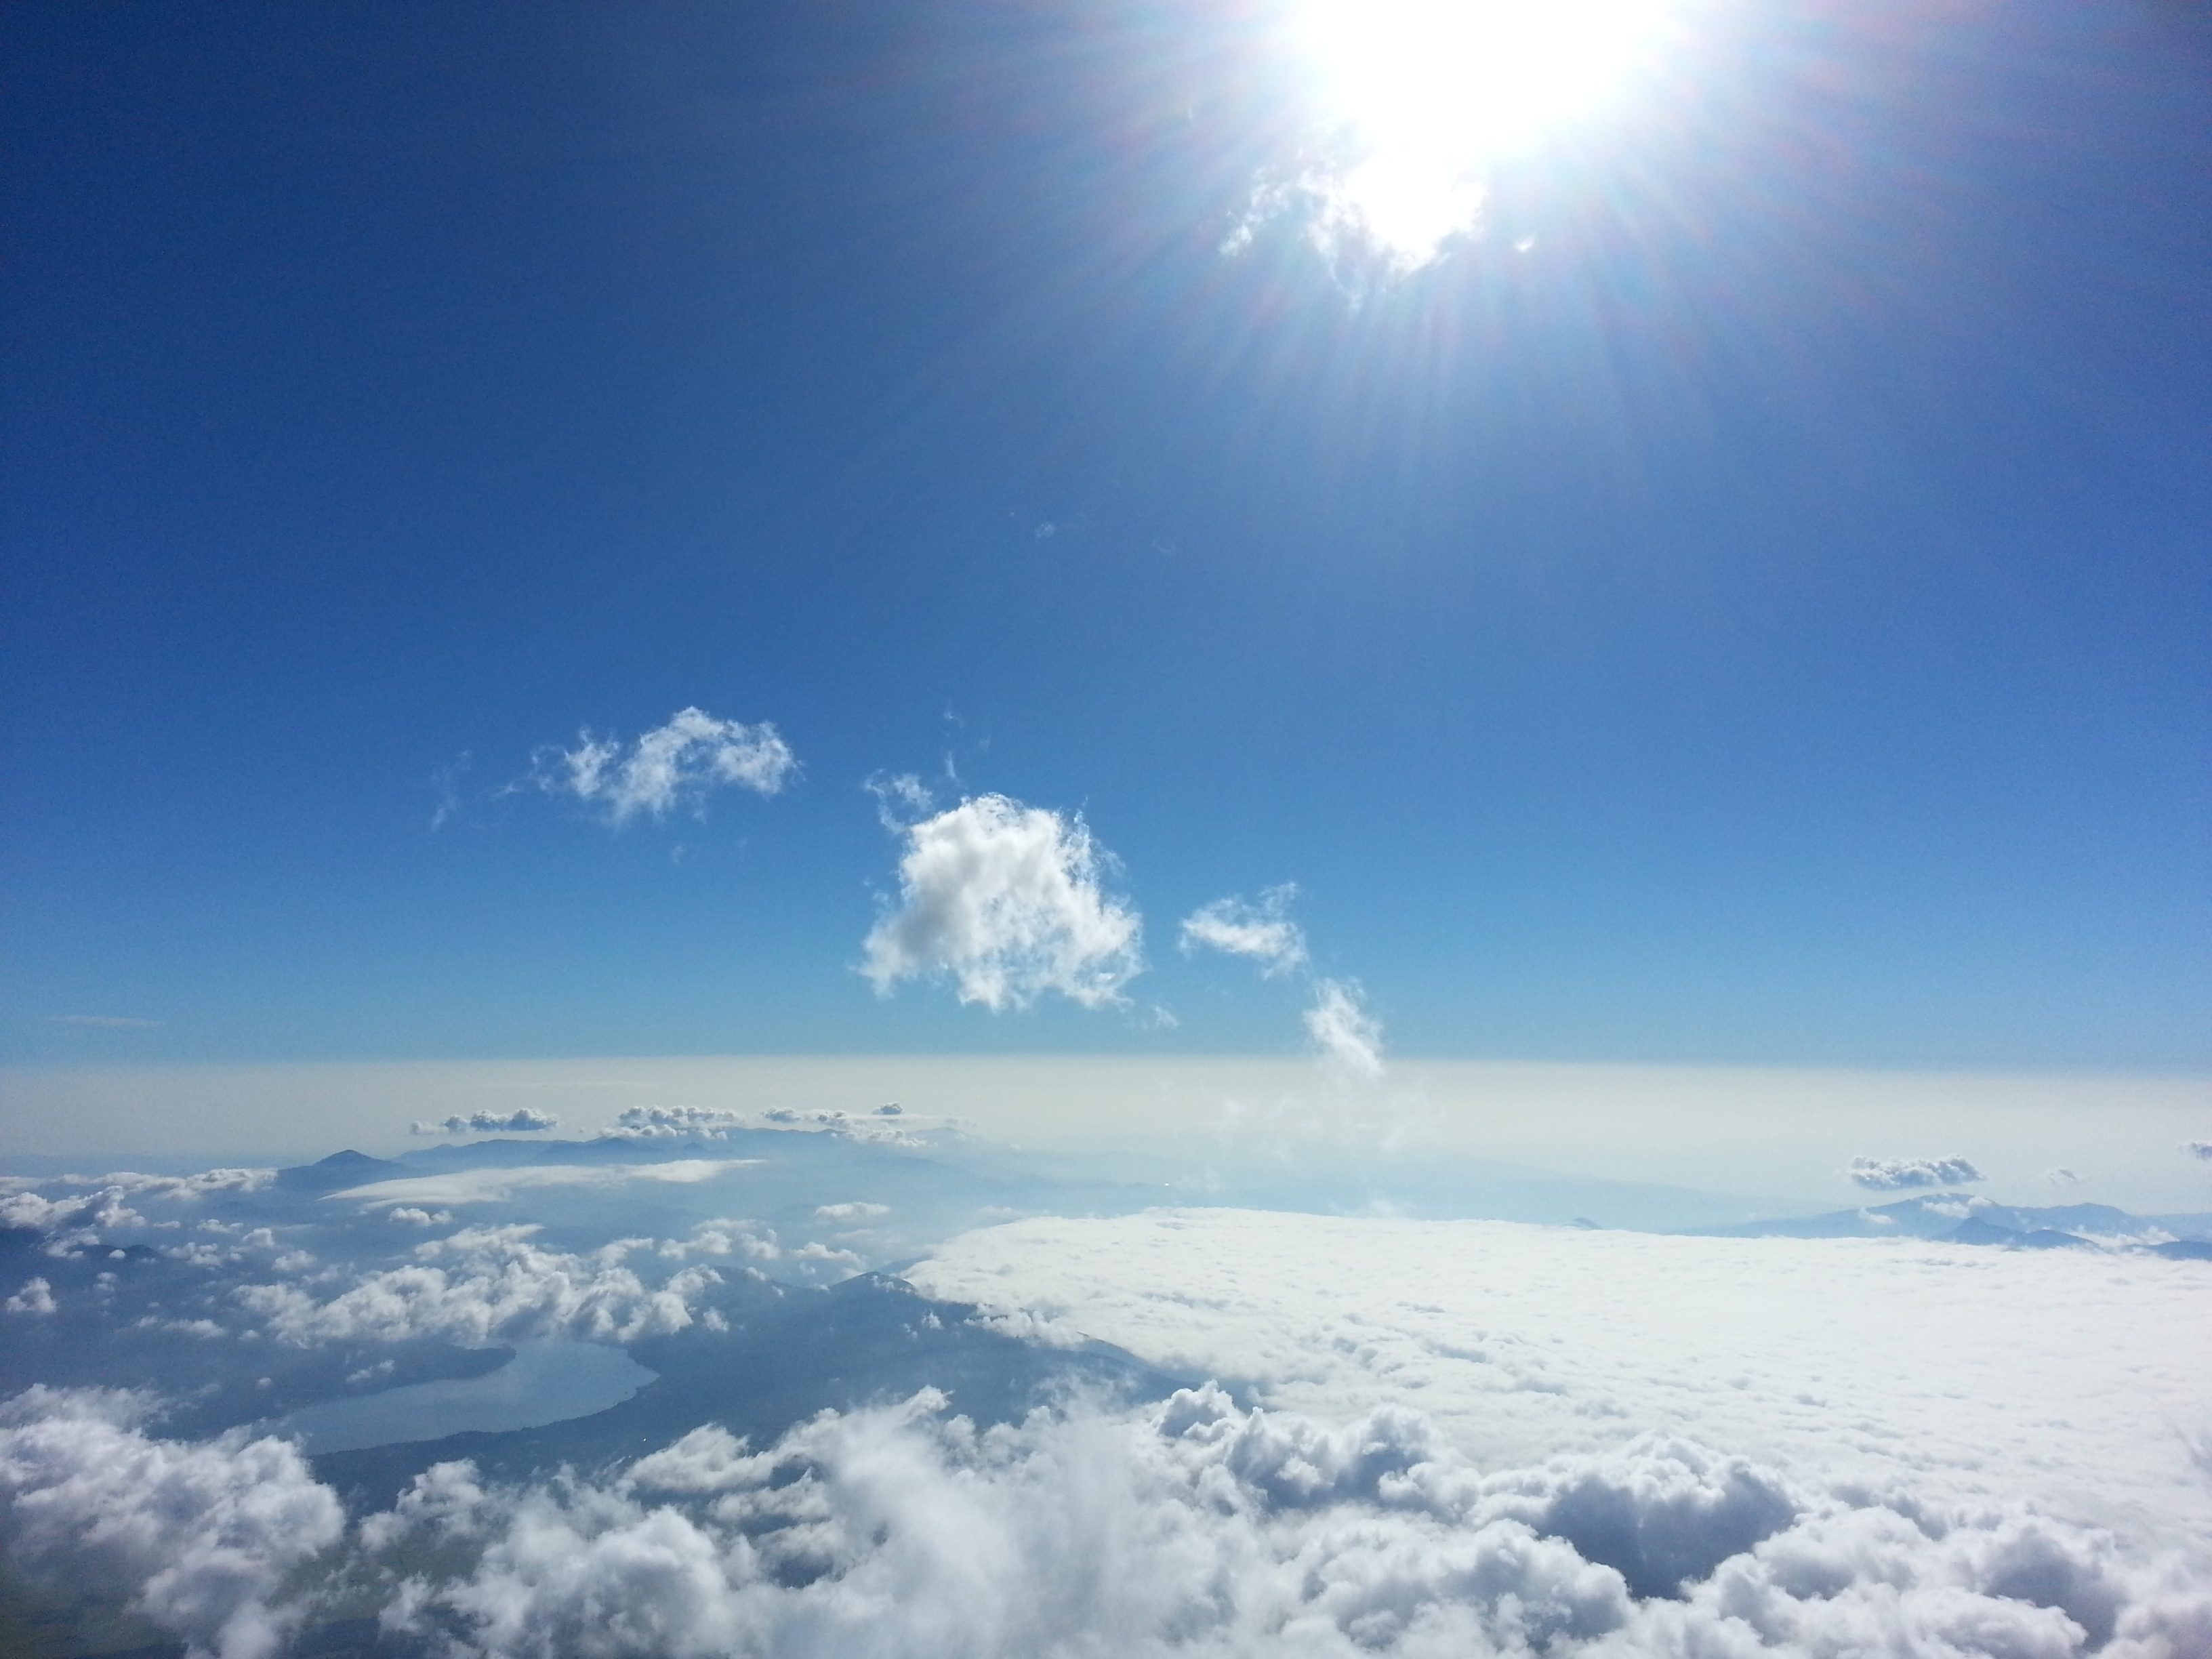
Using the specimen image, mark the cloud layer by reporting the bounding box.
[537,706,796,824]
[10,1378,2210,1659]
[911,1210,2212,1552]
[862,794,1144,1011]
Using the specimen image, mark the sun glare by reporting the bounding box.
[1287,0,1675,272]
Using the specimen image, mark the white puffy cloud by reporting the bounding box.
[1179,885,1308,977]
[360,1386,2211,1659]
[862,794,1144,1011]
[232,1225,721,1347]
[0,1168,276,1243]
[1305,978,1385,1080]
[410,1107,559,1136]
[600,1105,749,1140]
[4,1277,57,1315]
[537,705,796,824]
[0,1187,140,1235]
[0,1387,343,1659]
[1847,1155,1984,1191]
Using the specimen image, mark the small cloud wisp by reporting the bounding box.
[536,706,796,825]
[1180,885,1308,978]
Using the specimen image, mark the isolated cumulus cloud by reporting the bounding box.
[1306,977,1385,1080]
[861,794,1143,1011]
[1847,1154,1984,1191]
[536,705,796,824]
[4,1278,58,1315]
[1180,884,1308,977]
[410,1108,558,1136]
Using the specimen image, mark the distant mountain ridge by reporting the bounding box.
[1681,1192,2212,1249]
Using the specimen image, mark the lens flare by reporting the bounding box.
[1286,0,1676,272]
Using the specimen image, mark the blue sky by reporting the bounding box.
[4,0,2207,1070]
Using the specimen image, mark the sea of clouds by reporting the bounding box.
[3,1128,2210,1659]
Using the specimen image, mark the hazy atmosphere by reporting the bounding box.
[3,1,2209,1656]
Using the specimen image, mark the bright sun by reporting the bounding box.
[1286,0,1676,271]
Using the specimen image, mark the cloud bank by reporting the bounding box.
[537,706,796,824]
[409,1108,558,1136]
[862,794,1143,1011]
[1847,1155,1984,1191]
[911,1210,2212,1553]
[9,1380,2210,1659]
[332,1160,754,1212]
[233,1224,722,1347]
[7,1185,2212,1659]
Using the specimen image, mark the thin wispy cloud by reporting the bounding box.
[428,751,472,830]
[1180,885,1308,977]
[863,769,937,829]
[39,1015,161,1029]
[1304,977,1385,1080]
[1845,1155,1984,1191]
[861,794,1143,1012]
[534,705,796,825]
[1183,885,1385,1076]
[409,1109,559,1136]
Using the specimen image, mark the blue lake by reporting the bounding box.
[272,1342,657,1453]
